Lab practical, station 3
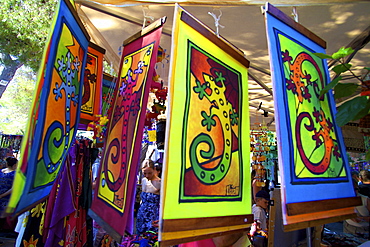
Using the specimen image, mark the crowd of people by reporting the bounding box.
[2,144,370,247]
[0,147,268,247]
[136,159,161,235]
[0,147,17,243]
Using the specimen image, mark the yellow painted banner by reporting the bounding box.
[161,5,251,221]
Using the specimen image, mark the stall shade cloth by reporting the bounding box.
[84,0,362,6]
[160,5,250,243]
[80,43,105,123]
[264,2,354,206]
[6,0,89,215]
[90,24,163,237]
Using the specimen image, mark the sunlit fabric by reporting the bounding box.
[160,5,251,244]
[6,0,89,215]
[90,24,163,237]
[265,3,354,205]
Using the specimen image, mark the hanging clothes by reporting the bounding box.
[64,138,93,247]
[20,202,47,247]
[43,152,76,247]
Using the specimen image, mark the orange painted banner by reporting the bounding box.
[80,43,105,123]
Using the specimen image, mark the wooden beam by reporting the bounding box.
[160,225,249,246]
[89,41,106,54]
[263,2,326,49]
[160,214,253,246]
[77,0,172,37]
[162,214,253,232]
[250,64,271,76]
[180,7,250,68]
[286,196,362,216]
[248,71,273,96]
[283,207,357,232]
[123,16,167,46]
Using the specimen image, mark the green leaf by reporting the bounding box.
[313,53,333,59]
[334,83,359,99]
[335,96,368,126]
[364,67,370,71]
[320,76,342,97]
[332,47,355,60]
[332,63,352,74]
[366,150,370,162]
[352,99,370,121]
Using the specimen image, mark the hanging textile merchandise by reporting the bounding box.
[16,138,98,247]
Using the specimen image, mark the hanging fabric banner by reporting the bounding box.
[264,3,359,230]
[95,74,117,147]
[90,17,165,240]
[101,73,117,118]
[80,42,105,124]
[6,0,90,216]
[159,5,251,246]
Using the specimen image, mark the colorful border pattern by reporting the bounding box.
[90,28,162,236]
[275,31,347,184]
[179,40,243,202]
[265,4,355,205]
[7,0,89,215]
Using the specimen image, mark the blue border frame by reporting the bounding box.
[15,0,89,214]
[265,11,354,204]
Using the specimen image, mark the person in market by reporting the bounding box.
[136,159,161,235]
[0,147,13,170]
[358,170,370,197]
[0,148,8,170]
[352,170,360,186]
[250,190,269,246]
[154,163,162,178]
[0,157,18,230]
[251,169,262,203]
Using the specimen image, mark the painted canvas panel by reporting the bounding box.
[264,3,355,205]
[90,26,163,237]
[6,0,89,215]
[279,32,347,183]
[101,73,117,118]
[80,43,105,123]
[179,40,243,202]
[161,5,250,221]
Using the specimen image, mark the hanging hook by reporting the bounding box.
[208,7,225,37]
[291,6,298,22]
[142,5,154,29]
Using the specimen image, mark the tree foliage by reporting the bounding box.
[0,67,36,134]
[315,47,370,161]
[0,0,57,98]
[0,0,57,71]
